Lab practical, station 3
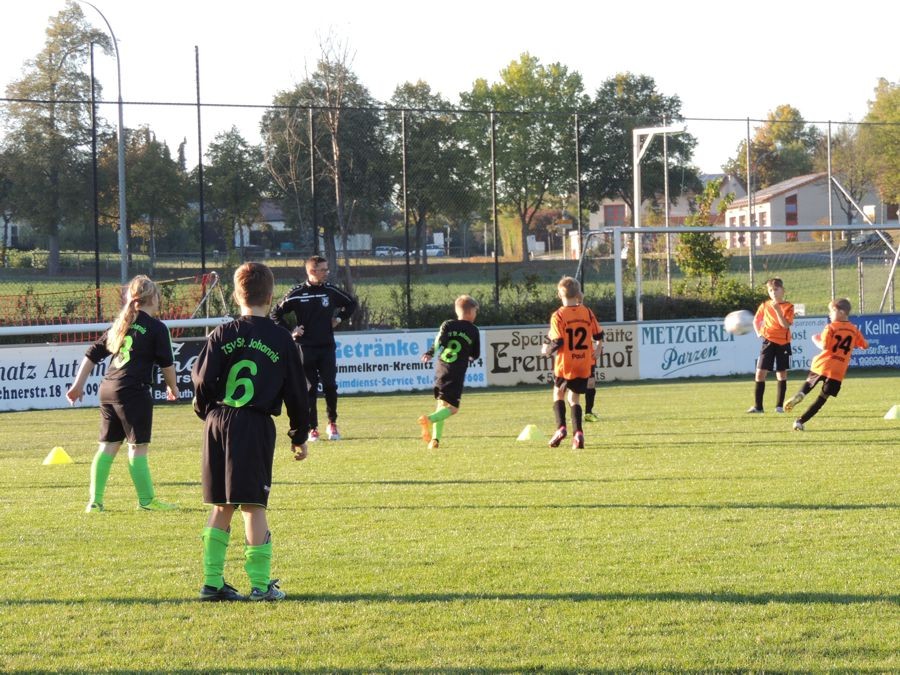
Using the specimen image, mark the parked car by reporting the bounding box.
[850,231,893,247]
[424,245,445,257]
[374,245,403,257]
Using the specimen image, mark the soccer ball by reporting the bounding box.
[723,309,754,336]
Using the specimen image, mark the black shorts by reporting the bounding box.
[554,376,589,395]
[756,340,792,372]
[805,372,842,397]
[98,392,153,446]
[202,406,277,508]
[433,381,464,409]
[301,344,338,392]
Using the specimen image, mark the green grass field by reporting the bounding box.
[1,372,898,672]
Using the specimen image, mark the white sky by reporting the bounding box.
[1,0,897,174]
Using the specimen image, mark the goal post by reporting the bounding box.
[0,316,231,338]
[575,225,898,321]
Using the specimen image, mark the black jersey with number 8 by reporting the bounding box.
[85,310,174,404]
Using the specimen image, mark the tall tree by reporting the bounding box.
[859,78,900,205]
[722,104,822,190]
[461,53,587,262]
[0,149,15,266]
[675,178,734,289]
[581,73,700,224]
[387,81,479,264]
[1,2,111,274]
[261,102,315,252]
[813,123,875,224]
[203,127,267,255]
[261,37,390,293]
[107,126,187,267]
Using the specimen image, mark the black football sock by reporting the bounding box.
[799,395,828,423]
[553,400,566,428]
[754,381,765,409]
[585,389,596,414]
[571,404,583,432]
[777,380,787,408]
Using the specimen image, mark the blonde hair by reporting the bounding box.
[831,298,851,314]
[558,276,581,299]
[106,275,159,355]
[455,294,478,313]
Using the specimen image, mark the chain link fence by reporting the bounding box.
[1,95,898,330]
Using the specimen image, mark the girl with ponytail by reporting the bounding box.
[66,275,180,512]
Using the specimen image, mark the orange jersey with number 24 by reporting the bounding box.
[810,320,869,381]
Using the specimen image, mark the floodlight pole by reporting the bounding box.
[632,124,685,320]
[78,1,128,284]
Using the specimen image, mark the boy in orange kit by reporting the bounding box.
[541,276,603,449]
[748,277,795,413]
[784,298,869,430]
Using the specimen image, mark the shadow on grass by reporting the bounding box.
[279,476,778,487]
[0,670,758,675]
[295,501,898,512]
[6,589,897,607]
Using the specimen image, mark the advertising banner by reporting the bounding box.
[638,313,900,379]
[484,324,639,386]
[638,319,754,379]
[851,314,900,369]
[0,340,202,412]
[333,329,487,394]
[1,315,894,412]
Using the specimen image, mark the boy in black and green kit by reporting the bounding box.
[416,295,480,449]
[192,262,309,601]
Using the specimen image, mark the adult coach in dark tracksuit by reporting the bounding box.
[271,255,358,442]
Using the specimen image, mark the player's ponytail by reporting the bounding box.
[106,275,159,355]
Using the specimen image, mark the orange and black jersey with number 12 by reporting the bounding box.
[549,305,603,380]
[810,320,869,382]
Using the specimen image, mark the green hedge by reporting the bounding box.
[383,279,765,329]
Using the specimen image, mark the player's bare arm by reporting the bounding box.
[65,356,95,405]
[161,364,179,401]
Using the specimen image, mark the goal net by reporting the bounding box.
[578,225,898,320]
[0,272,230,344]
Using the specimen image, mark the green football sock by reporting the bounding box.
[89,450,115,505]
[127,454,155,506]
[428,407,452,423]
[202,527,230,589]
[244,541,273,591]
[433,419,445,440]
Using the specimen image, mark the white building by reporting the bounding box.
[587,173,746,231]
[722,172,894,248]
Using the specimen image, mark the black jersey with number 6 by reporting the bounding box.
[191,315,309,445]
[85,310,174,404]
